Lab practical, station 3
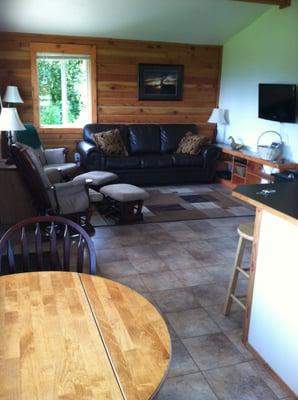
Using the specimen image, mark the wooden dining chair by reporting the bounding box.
[0,216,97,275]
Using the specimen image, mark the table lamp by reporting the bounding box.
[3,85,24,106]
[208,108,228,143]
[0,107,25,163]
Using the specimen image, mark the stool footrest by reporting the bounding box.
[230,294,246,310]
[236,266,250,278]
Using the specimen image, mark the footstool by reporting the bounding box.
[73,171,118,189]
[100,183,149,223]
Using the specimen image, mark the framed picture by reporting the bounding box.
[138,64,184,100]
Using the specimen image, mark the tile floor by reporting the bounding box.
[93,216,292,400]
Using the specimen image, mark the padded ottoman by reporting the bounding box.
[100,183,149,223]
[73,171,118,188]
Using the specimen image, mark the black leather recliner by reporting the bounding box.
[77,124,221,185]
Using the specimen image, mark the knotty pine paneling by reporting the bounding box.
[0,32,222,154]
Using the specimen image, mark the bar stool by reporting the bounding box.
[223,222,254,315]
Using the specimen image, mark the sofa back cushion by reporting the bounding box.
[128,125,160,154]
[83,124,130,152]
[160,124,198,153]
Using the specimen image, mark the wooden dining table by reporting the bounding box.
[0,272,171,399]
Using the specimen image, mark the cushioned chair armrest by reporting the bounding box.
[202,145,222,167]
[44,148,66,164]
[77,140,106,170]
[45,168,62,184]
[53,181,90,215]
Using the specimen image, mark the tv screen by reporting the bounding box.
[259,83,297,123]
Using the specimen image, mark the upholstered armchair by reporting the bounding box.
[15,123,78,178]
[11,143,93,230]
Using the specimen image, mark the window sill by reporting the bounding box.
[38,127,84,134]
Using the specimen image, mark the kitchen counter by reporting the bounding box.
[233,182,298,224]
[232,182,298,398]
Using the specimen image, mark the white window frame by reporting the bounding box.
[30,43,97,134]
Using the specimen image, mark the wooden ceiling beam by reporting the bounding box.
[232,0,291,9]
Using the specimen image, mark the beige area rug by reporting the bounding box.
[92,184,255,226]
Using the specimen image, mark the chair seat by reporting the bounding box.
[237,222,254,241]
[73,171,118,187]
[100,183,149,202]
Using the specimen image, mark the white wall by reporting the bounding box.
[219,0,298,162]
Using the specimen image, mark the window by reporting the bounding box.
[31,43,96,131]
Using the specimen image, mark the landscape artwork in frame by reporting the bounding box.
[138,64,184,100]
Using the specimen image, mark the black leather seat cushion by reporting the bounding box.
[106,156,141,170]
[172,153,204,168]
[83,124,130,153]
[128,125,160,154]
[141,154,173,169]
[160,124,198,154]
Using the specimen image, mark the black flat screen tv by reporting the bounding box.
[258,83,297,123]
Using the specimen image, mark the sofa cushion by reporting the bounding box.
[83,124,130,151]
[176,133,209,155]
[160,124,198,153]
[172,153,204,168]
[92,129,128,156]
[140,154,173,169]
[106,156,141,170]
[128,125,160,154]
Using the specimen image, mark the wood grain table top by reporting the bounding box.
[0,272,171,399]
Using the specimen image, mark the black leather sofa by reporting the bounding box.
[77,124,221,185]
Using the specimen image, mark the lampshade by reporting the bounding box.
[0,107,25,131]
[208,108,227,125]
[3,86,24,104]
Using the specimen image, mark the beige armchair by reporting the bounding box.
[15,123,78,178]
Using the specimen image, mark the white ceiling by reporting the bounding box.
[0,0,271,44]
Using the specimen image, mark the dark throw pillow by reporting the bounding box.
[92,129,128,156]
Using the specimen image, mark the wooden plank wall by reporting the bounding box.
[0,32,222,154]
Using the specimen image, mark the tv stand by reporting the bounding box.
[216,144,298,188]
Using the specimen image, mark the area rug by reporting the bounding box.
[91,184,255,226]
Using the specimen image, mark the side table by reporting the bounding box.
[0,159,38,225]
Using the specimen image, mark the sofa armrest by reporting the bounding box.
[202,145,222,167]
[44,148,66,164]
[77,140,106,170]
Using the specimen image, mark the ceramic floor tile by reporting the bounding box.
[92,237,121,250]
[156,373,217,400]
[163,253,202,271]
[151,287,200,313]
[130,257,169,273]
[141,271,185,291]
[204,264,234,283]
[98,260,138,278]
[249,360,289,399]
[114,275,148,293]
[96,248,128,263]
[167,340,199,378]
[180,240,215,254]
[204,304,244,331]
[183,333,245,371]
[151,242,190,258]
[165,308,220,338]
[192,284,228,307]
[224,329,254,361]
[168,229,202,242]
[174,268,213,287]
[126,244,156,259]
[190,250,230,266]
[204,362,278,400]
